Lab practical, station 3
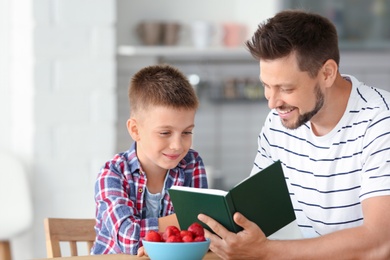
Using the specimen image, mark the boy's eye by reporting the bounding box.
[159,131,193,136]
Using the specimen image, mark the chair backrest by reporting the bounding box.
[44,218,96,257]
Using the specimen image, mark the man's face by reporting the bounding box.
[260,53,324,129]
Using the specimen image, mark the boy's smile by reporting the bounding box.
[163,153,181,161]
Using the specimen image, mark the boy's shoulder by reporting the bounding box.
[104,147,140,173]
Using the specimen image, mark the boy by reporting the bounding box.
[91,64,208,255]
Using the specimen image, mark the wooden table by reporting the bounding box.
[33,251,220,259]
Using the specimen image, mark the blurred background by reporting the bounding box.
[1,0,390,259]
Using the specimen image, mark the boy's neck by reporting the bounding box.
[145,169,168,194]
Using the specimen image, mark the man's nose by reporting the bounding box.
[265,89,282,109]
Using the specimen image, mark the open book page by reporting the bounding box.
[169,186,228,196]
[267,220,303,240]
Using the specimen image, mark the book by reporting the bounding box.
[169,160,296,237]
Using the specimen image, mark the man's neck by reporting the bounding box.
[310,75,352,136]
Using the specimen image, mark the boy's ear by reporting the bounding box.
[127,118,140,141]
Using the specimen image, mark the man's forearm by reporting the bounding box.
[265,226,390,260]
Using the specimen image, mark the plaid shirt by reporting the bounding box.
[91,142,208,255]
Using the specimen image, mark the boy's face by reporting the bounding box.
[127,106,196,175]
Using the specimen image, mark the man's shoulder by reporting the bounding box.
[350,76,390,109]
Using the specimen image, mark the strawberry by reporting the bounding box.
[194,235,206,242]
[188,222,204,237]
[146,223,206,243]
[165,234,182,242]
[162,225,180,241]
[180,230,193,239]
[182,235,194,242]
[144,230,162,242]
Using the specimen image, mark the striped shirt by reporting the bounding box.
[251,75,390,238]
[91,142,208,255]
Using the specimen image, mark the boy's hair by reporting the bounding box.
[128,64,199,116]
[246,10,340,78]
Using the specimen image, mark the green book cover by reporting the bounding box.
[169,160,296,236]
[169,185,240,233]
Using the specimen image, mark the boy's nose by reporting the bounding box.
[169,136,182,151]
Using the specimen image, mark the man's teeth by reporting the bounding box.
[278,108,294,114]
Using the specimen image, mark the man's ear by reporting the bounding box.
[127,118,140,141]
[321,59,338,88]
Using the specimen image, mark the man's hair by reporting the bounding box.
[128,64,199,116]
[246,10,340,77]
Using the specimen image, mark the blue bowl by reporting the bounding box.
[142,238,210,260]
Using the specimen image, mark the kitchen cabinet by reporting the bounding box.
[283,0,390,50]
[118,45,265,102]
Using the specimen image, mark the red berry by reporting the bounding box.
[165,235,182,242]
[188,222,204,237]
[180,230,193,239]
[162,225,180,241]
[182,235,194,242]
[148,223,206,243]
[144,230,162,242]
[194,235,206,242]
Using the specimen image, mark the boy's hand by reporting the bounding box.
[137,246,148,257]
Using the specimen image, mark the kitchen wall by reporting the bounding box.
[1,0,116,259]
[2,1,390,260]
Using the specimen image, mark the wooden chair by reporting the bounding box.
[44,218,96,257]
[0,241,12,260]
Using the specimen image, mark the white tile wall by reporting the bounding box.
[4,0,117,259]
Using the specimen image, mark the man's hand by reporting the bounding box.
[198,212,268,259]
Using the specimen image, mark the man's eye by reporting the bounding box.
[183,131,193,135]
[160,132,170,135]
[281,88,293,93]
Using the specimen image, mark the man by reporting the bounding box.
[199,10,390,259]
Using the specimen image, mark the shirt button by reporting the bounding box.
[138,188,143,193]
